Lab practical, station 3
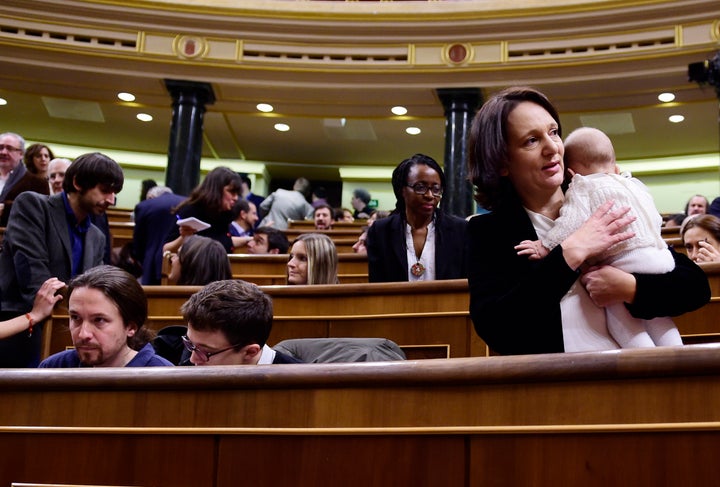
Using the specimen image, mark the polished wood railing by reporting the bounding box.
[2,345,720,485]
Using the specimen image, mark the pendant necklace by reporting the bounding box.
[410,226,428,277]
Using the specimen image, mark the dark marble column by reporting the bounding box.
[437,88,481,218]
[164,79,216,196]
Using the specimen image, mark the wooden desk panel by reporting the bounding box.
[229,253,367,275]
[3,346,720,485]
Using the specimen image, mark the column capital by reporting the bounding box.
[164,79,216,106]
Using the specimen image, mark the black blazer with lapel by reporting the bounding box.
[366,211,467,283]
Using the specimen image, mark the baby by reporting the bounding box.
[516,127,681,348]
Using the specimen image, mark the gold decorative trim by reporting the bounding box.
[172,35,209,60]
[713,19,720,41]
[441,43,473,66]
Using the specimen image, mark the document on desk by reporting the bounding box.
[176,217,211,232]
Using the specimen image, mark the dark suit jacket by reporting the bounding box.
[273,349,304,364]
[366,211,467,282]
[134,192,186,284]
[467,190,711,355]
[0,192,106,366]
[165,201,234,253]
[0,169,50,227]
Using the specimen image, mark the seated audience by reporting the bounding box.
[0,277,64,340]
[336,207,354,223]
[180,279,303,365]
[685,194,709,216]
[167,235,232,285]
[23,143,54,181]
[230,199,259,249]
[247,226,289,254]
[287,233,338,285]
[352,210,389,255]
[351,188,374,219]
[367,154,467,282]
[0,151,124,367]
[313,203,334,230]
[0,132,50,227]
[238,173,265,211]
[664,213,687,229]
[39,265,173,367]
[709,196,720,219]
[681,214,720,263]
[47,158,71,195]
[139,178,158,202]
[352,228,368,255]
[164,166,242,254]
[311,186,329,209]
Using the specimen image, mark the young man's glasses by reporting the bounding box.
[181,335,242,362]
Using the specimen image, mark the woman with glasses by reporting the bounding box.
[366,153,467,282]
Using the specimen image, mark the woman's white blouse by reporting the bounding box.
[405,221,436,281]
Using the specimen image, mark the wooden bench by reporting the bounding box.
[108,221,135,249]
[159,253,368,286]
[42,262,720,361]
[284,228,363,241]
[3,345,720,485]
[288,219,367,230]
[44,279,480,361]
[106,207,133,223]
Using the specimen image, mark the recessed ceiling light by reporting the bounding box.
[136,113,153,122]
[0,98,7,106]
[658,92,675,103]
[392,106,408,116]
[274,123,290,132]
[257,103,274,113]
[406,127,421,135]
[668,114,685,123]
[118,92,136,102]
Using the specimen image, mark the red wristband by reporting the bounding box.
[25,313,34,337]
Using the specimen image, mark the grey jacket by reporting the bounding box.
[0,191,105,313]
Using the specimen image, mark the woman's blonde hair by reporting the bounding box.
[291,233,339,285]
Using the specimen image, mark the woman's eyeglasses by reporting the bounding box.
[406,183,443,197]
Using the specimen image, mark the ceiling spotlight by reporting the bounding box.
[274,123,290,132]
[391,106,408,116]
[658,92,675,103]
[257,103,274,113]
[0,98,7,106]
[406,127,421,135]
[668,115,685,123]
[118,92,136,102]
[136,113,153,122]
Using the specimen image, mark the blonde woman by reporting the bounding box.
[287,233,339,285]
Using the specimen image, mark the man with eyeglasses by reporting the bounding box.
[179,279,303,365]
[0,132,49,226]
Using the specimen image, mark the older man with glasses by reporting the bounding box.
[0,132,50,225]
[179,279,303,366]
